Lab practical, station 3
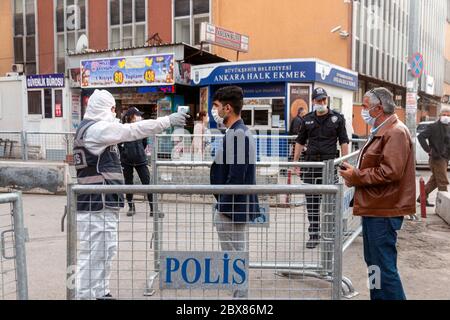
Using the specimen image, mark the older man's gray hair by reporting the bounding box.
[364,87,396,114]
[440,106,450,115]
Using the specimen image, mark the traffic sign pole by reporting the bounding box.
[406,0,421,154]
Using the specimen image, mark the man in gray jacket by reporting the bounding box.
[417,106,450,207]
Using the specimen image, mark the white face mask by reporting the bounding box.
[110,112,117,122]
[313,104,327,113]
[361,107,379,127]
[440,116,450,125]
[211,108,224,125]
[134,116,142,122]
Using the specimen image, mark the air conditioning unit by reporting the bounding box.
[11,64,24,73]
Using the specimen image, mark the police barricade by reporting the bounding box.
[331,151,361,298]
[154,133,297,163]
[26,132,75,162]
[66,184,344,300]
[0,131,23,159]
[0,192,28,300]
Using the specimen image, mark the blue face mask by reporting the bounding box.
[361,106,379,127]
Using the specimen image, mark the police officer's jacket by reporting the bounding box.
[73,116,171,212]
[295,109,349,161]
[74,120,125,211]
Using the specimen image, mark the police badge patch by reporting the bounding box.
[331,116,338,123]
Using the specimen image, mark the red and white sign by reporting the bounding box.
[406,92,417,114]
[200,22,249,52]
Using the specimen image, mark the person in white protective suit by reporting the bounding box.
[73,89,188,299]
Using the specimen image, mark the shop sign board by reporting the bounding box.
[80,54,175,88]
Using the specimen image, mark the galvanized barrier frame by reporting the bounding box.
[0,192,28,300]
[66,184,344,300]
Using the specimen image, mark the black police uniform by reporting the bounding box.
[295,108,349,237]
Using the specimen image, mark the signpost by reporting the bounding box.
[200,22,249,61]
[407,0,421,175]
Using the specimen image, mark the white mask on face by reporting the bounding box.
[440,116,450,125]
[134,116,142,122]
[313,104,327,113]
[110,112,117,122]
[211,108,224,125]
[361,106,380,127]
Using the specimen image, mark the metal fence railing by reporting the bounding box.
[66,184,344,300]
[0,192,28,300]
[0,131,364,164]
[0,131,74,162]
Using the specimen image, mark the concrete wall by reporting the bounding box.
[211,0,352,68]
[436,191,450,225]
[0,0,14,76]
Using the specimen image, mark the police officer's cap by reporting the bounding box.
[312,87,328,101]
[125,107,144,118]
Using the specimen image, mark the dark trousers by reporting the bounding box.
[362,217,406,300]
[425,158,449,197]
[122,164,154,212]
[303,167,323,236]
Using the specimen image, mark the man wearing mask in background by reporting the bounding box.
[73,89,188,299]
[339,87,415,300]
[417,106,450,207]
[293,87,349,249]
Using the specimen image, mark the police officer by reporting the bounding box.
[293,87,349,249]
[73,89,188,299]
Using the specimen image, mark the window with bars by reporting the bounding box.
[55,0,88,74]
[174,0,210,49]
[14,0,37,75]
[108,0,147,49]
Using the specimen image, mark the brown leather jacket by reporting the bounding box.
[348,115,416,217]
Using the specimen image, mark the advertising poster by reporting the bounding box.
[71,93,81,130]
[81,54,175,88]
[287,84,311,130]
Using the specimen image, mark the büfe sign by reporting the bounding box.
[160,251,249,290]
[80,54,175,88]
[200,22,249,53]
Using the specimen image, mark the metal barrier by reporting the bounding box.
[0,131,23,159]
[66,184,344,300]
[0,131,74,162]
[0,192,28,300]
[0,131,360,164]
[25,132,74,161]
[155,133,297,162]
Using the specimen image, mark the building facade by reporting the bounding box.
[443,0,450,109]
[1,0,449,136]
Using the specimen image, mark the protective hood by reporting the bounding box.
[83,89,116,122]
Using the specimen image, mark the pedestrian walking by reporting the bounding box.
[417,106,450,206]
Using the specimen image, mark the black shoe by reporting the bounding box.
[150,210,165,218]
[416,197,434,207]
[96,293,114,300]
[306,236,320,249]
[126,206,136,216]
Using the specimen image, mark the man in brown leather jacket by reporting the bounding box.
[339,87,415,300]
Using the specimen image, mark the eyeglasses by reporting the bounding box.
[369,89,383,107]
